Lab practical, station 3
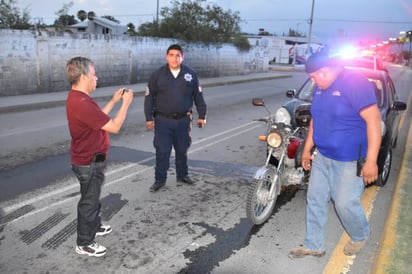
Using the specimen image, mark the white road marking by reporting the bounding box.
[3,121,261,217]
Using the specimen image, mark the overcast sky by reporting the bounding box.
[17,0,412,43]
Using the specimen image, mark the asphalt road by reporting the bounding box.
[0,67,411,274]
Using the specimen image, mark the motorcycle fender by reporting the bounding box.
[253,166,271,180]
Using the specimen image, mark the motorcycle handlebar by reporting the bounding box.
[253,118,294,132]
[253,118,271,123]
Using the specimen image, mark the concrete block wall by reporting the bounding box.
[0,30,265,96]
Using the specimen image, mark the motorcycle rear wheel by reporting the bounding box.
[246,173,279,225]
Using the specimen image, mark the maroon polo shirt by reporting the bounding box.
[66,90,110,165]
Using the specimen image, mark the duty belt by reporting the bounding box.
[156,111,191,120]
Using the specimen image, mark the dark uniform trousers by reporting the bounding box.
[154,114,192,183]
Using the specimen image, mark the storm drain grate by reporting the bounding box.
[20,211,70,245]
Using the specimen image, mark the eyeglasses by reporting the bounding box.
[86,73,98,80]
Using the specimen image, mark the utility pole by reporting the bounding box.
[408,30,412,66]
[307,0,315,56]
[156,0,159,25]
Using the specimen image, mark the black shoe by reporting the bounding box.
[150,181,165,192]
[177,176,195,185]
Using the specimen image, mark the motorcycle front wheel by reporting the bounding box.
[246,171,279,225]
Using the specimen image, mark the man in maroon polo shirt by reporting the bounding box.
[66,56,133,257]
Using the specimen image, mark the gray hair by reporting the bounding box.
[66,56,94,85]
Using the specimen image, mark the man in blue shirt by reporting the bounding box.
[144,44,207,192]
[289,52,382,258]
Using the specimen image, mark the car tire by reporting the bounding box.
[375,148,392,187]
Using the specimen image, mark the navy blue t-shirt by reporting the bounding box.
[311,69,377,161]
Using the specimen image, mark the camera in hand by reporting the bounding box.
[122,88,128,95]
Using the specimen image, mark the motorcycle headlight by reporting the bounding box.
[275,107,291,125]
[267,132,282,148]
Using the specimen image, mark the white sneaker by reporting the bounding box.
[75,242,107,257]
[95,224,112,236]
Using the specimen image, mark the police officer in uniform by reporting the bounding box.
[144,44,207,192]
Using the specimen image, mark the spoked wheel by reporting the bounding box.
[246,171,279,225]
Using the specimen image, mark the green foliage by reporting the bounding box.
[137,0,250,50]
[87,11,96,20]
[288,28,305,37]
[76,10,87,22]
[53,14,77,30]
[127,22,137,35]
[53,1,77,29]
[0,0,31,29]
[102,15,120,23]
[231,34,251,52]
[137,21,160,36]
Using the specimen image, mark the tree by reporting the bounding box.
[127,22,137,35]
[288,28,305,37]
[137,0,250,51]
[76,10,87,21]
[53,1,77,30]
[137,21,160,36]
[102,15,119,23]
[0,0,31,29]
[87,11,96,20]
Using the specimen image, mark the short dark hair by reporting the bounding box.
[167,44,183,55]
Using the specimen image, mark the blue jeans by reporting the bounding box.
[304,151,370,251]
[71,162,105,246]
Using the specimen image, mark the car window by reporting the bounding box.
[297,80,316,101]
[342,55,385,71]
[386,77,396,107]
[295,68,390,106]
[368,79,383,107]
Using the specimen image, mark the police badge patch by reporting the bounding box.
[184,73,193,82]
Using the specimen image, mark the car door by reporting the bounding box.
[385,76,402,148]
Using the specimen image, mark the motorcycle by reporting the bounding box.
[246,98,310,225]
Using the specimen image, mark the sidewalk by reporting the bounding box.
[371,114,412,274]
[0,69,294,114]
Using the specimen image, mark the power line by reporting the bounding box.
[245,17,412,25]
[316,18,412,24]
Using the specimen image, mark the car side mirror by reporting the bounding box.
[392,101,407,111]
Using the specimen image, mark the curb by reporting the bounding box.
[370,92,412,274]
[0,74,291,114]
